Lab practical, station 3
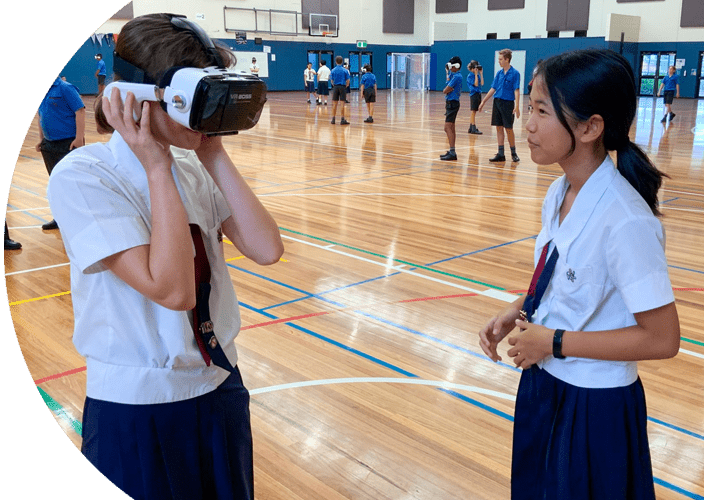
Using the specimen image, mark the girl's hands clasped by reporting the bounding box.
[102,88,173,174]
[478,305,521,362]
[507,320,553,369]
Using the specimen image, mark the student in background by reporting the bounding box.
[658,65,680,123]
[440,56,462,161]
[330,56,350,125]
[359,64,377,123]
[316,60,331,105]
[466,60,484,135]
[36,75,86,230]
[249,57,259,75]
[478,48,679,500]
[94,53,107,95]
[478,48,521,162]
[304,62,317,103]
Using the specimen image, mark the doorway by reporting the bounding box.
[639,52,676,96]
[307,50,334,89]
[348,51,373,89]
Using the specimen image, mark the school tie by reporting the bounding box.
[519,242,559,323]
[190,224,234,372]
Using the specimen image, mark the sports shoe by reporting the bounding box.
[489,154,506,162]
[661,115,667,123]
[42,219,59,230]
[4,238,21,250]
[669,112,676,121]
[440,151,457,161]
[317,101,322,105]
[340,118,350,125]
[511,153,520,162]
[331,117,335,124]
[307,99,311,103]
[364,116,373,123]
[324,102,328,105]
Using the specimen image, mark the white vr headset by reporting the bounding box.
[104,15,267,136]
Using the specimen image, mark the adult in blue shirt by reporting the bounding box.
[330,56,350,125]
[441,56,463,161]
[479,48,521,162]
[36,76,86,229]
[95,53,107,94]
[360,64,377,123]
[657,65,680,123]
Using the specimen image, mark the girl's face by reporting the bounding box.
[525,78,574,166]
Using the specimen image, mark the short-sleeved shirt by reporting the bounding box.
[250,64,259,74]
[38,77,85,141]
[304,67,316,82]
[47,133,239,405]
[491,66,521,101]
[317,65,331,82]
[360,72,377,90]
[445,71,463,101]
[330,65,350,86]
[662,74,679,92]
[96,59,107,76]
[533,155,674,389]
[466,72,482,95]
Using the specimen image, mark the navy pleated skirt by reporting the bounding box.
[81,367,253,500]
[512,365,656,500]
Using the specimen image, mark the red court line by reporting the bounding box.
[32,286,704,385]
[34,366,86,385]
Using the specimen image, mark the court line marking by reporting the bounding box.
[249,376,516,400]
[5,263,69,276]
[5,206,51,212]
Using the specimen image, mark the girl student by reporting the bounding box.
[47,14,283,500]
[478,49,680,499]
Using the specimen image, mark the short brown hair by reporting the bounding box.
[95,14,236,134]
[499,48,512,62]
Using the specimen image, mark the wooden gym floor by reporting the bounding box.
[6,90,704,499]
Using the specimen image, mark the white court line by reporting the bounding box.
[249,376,516,401]
[5,262,69,276]
[282,233,504,299]
[681,348,704,360]
[661,206,704,214]
[8,225,48,230]
[262,193,543,200]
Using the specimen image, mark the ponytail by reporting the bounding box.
[609,137,669,217]
[536,49,669,217]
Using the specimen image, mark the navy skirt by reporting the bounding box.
[512,366,655,500]
[81,367,253,500]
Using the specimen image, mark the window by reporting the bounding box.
[487,33,498,39]
[510,32,521,39]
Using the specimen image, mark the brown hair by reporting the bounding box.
[499,48,512,62]
[95,14,236,134]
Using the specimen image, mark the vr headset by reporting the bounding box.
[104,15,267,136]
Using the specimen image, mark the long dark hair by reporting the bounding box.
[534,49,668,216]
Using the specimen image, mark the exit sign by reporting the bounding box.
[356,40,367,48]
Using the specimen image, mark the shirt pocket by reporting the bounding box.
[552,265,606,318]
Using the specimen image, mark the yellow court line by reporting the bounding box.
[10,291,71,306]
[223,238,288,262]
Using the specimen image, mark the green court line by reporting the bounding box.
[38,387,82,437]
[682,337,704,348]
[279,227,505,290]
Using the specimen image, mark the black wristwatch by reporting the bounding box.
[553,329,566,359]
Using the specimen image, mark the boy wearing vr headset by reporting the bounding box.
[441,56,463,161]
[47,14,283,500]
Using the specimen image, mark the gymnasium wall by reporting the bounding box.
[59,0,703,97]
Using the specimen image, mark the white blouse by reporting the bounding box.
[534,155,674,388]
[48,132,239,404]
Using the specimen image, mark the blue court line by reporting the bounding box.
[9,183,47,200]
[237,299,701,499]
[669,264,704,275]
[229,258,704,444]
[426,235,537,266]
[6,203,51,224]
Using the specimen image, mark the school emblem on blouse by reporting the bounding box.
[217,228,223,243]
[566,269,576,282]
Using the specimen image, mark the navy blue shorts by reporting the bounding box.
[445,99,460,122]
[306,81,315,93]
[491,98,516,129]
[81,367,253,500]
[663,90,675,104]
[317,80,329,96]
[511,366,655,500]
[331,84,347,101]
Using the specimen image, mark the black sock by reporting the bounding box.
[510,147,517,155]
[450,147,456,153]
[498,146,505,155]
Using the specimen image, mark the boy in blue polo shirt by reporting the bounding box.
[441,56,463,161]
[479,48,521,162]
[330,56,350,125]
[36,76,86,230]
[360,64,377,123]
[658,65,680,123]
[95,53,107,94]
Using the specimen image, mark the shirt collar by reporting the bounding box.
[547,155,618,259]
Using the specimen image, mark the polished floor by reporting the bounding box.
[6,90,704,498]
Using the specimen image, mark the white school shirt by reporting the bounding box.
[304,68,316,82]
[317,65,330,82]
[47,132,240,405]
[249,63,259,75]
[533,155,674,388]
